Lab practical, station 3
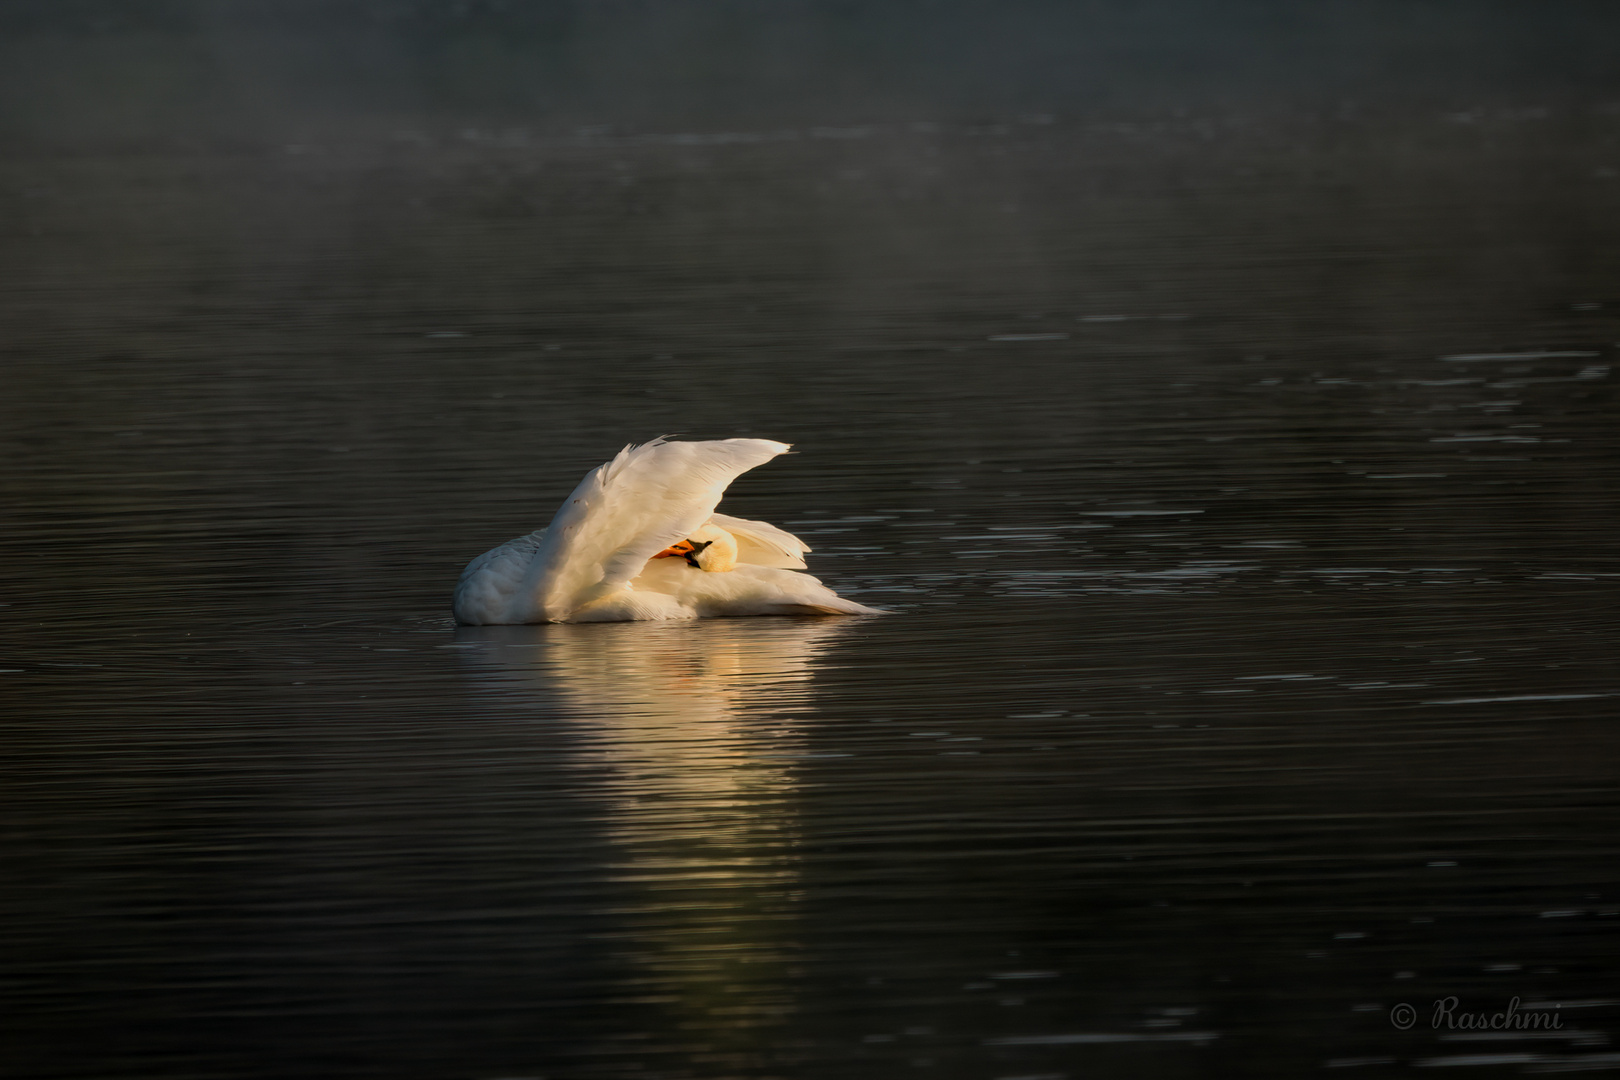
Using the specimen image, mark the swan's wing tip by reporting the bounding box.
[776,599,889,616]
[720,437,792,457]
[624,435,789,465]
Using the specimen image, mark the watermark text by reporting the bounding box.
[1390,996,1562,1031]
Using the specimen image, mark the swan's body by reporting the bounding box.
[452,438,883,624]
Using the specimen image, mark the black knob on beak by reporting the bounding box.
[682,539,714,568]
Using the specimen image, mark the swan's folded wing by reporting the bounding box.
[708,512,810,569]
[530,438,791,618]
[640,561,886,618]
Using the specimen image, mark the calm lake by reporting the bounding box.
[3,5,1619,1077]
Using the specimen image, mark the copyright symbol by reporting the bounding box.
[1390,1002,1417,1030]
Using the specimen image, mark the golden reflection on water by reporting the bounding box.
[455,618,853,1046]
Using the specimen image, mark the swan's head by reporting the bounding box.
[652,523,738,572]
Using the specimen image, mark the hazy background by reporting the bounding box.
[4,0,1620,146]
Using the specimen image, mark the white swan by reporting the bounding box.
[452,437,884,624]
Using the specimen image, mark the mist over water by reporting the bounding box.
[3,3,1619,1077]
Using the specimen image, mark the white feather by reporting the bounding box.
[708,512,811,569]
[452,438,882,624]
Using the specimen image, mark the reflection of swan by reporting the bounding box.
[454,618,852,1035]
[453,438,883,625]
[456,617,848,825]
[461,617,849,758]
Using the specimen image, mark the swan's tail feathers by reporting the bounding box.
[451,529,548,624]
[530,438,792,619]
[709,512,811,569]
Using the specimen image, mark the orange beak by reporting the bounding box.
[653,540,696,560]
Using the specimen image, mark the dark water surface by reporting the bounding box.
[5,25,1620,1078]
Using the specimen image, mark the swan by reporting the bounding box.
[452,437,884,624]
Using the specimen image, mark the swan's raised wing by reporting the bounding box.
[528,438,791,619]
[708,512,810,569]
